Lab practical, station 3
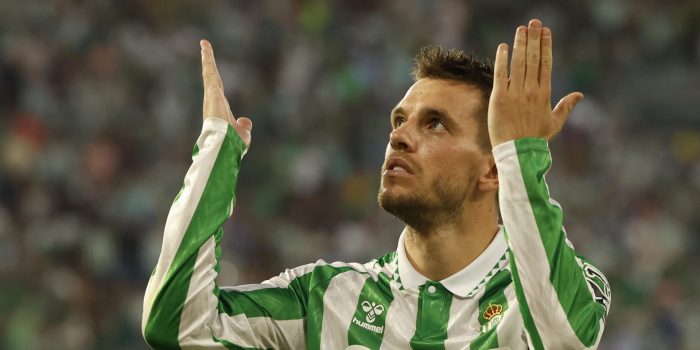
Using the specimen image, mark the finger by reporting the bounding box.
[201,45,211,119]
[201,40,234,122]
[236,117,253,133]
[207,42,234,120]
[552,92,584,130]
[509,26,527,90]
[524,19,542,92]
[201,40,218,96]
[204,86,231,120]
[539,27,553,96]
[232,116,252,151]
[222,90,234,121]
[493,43,509,93]
[200,40,224,92]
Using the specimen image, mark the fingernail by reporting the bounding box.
[542,27,551,36]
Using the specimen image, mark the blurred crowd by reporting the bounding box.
[1,0,698,349]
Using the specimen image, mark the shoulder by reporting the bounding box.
[263,253,399,290]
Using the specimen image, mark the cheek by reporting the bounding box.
[423,144,479,178]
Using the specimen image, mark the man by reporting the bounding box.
[142,19,611,349]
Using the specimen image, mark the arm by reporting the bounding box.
[141,40,307,349]
[489,20,610,349]
[494,138,610,349]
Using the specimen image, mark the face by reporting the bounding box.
[378,78,490,231]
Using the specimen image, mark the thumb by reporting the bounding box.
[236,117,253,133]
[231,116,252,153]
[552,92,583,128]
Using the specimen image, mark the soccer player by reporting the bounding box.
[142,19,611,349]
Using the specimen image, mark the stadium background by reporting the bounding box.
[1,0,698,349]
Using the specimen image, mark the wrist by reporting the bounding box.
[492,137,549,157]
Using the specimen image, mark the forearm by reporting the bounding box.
[495,138,609,350]
[142,118,245,349]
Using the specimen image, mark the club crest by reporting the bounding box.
[481,303,504,333]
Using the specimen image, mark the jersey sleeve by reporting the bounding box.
[141,118,309,349]
[493,138,611,350]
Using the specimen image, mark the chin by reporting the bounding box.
[378,186,421,214]
[378,187,437,231]
[378,184,408,205]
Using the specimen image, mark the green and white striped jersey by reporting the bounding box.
[142,119,611,350]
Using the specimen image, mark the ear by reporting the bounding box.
[477,155,499,192]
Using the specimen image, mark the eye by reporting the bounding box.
[428,118,446,131]
[393,117,406,128]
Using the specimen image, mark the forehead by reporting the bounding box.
[396,78,483,121]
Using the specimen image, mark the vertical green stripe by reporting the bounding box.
[513,137,605,346]
[305,266,355,350]
[144,126,245,349]
[217,264,353,349]
[347,273,394,349]
[469,270,511,349]
[410,282,452,350]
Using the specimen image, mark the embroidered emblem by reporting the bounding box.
[480,303,504,333]
[352,300,386,334]
[483,302,503,320]
[361,300,385,323]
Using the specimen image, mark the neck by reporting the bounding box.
[403,197,499,281]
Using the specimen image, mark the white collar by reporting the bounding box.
[396,226,507,298]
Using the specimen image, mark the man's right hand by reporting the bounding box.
[201,39,252,150]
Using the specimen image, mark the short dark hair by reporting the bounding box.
[411,46,494,151]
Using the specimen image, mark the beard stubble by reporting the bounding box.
[378,172,475,233]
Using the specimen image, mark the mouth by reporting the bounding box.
[383,157,414,177]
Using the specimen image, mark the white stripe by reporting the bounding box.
[379,287,418,349]
[142,118,228,332]
[265,259,362,288]
[445,290,483,350]
[222,283,278,292]
[320,271,369,349]
[212,315,305,349]
[223,260,363,294]
[496,284,527,350]
[494,140,587,349]
[178,236,222,347]
[179,232,307,348]
[265,261,320,287]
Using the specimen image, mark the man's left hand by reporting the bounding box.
[488,19,583,148]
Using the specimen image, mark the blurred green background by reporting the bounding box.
[1,0,699,349]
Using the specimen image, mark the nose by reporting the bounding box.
[389,123,415,152]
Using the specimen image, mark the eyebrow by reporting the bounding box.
[390,106,455,126]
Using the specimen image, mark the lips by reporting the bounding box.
[384,157,415,176]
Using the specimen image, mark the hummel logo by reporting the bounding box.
[351,300,386,334]
[361,300,384,323]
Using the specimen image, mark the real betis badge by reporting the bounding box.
[480,303,504,333]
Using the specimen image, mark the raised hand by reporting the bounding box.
[487,19,583,147]
[200,39,252,149]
